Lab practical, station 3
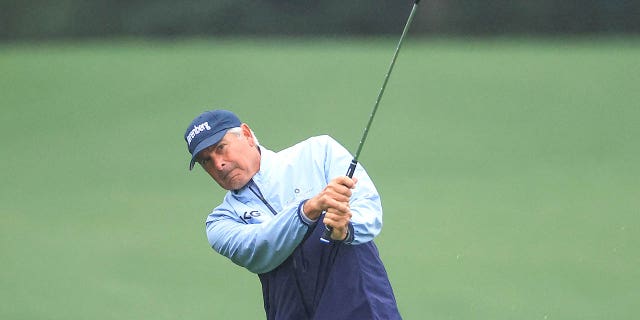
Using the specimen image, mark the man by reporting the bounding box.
[185,109,401,319]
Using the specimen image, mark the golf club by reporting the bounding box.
[321,0,421,243]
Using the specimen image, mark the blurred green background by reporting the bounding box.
[2,37,639,320]
[2,1,640,319]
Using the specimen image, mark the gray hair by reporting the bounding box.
[228,127,260,145]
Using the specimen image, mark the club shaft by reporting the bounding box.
[321,0,420,243]
[352,1,419,164]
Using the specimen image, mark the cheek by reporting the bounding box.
[227,152,247,170]
[210,173,231,189]
[204,167,222,181]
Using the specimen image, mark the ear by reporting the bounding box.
[240,123,256,147]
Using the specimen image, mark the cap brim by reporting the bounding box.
[188,130,228,170]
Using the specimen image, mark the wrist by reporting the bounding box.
[297,200,318,225]
[335,227,349,241]
[334,223,355,244]
[342,228,350,241]
[302,198,322,220]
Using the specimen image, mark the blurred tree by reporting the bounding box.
[0,0,638,40]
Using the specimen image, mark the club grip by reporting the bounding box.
[345,159,358,178]
[320,159,358,243]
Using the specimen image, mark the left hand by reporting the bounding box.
[324,205,352,241]
[322,176,358,240]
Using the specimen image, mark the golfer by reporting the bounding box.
[185,110,401,319]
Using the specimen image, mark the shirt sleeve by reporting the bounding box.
[205,200,311,274]
[322,136,383,245]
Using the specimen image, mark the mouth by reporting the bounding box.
[218,165,235,180]
[221,168,242,184]
[226,172,240,182]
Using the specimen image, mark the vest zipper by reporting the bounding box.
[248,179,313,318]
[247,179,278,215]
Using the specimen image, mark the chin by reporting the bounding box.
[226,178,249,191]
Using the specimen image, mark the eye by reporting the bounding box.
[199,157,210,166]
[197,152,212,165]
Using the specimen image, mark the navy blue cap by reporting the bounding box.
[184,110,241,170]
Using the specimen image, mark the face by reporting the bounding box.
[196,124,261,190]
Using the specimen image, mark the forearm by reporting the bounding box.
[206,201,312,274]
[348,191,382,244]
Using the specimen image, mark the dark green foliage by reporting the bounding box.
[1,0,639,40]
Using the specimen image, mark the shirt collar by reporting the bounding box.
[232,145,275,197]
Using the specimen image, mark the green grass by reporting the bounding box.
[1,37,639,319]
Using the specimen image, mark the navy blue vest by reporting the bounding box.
[258,215,402,320]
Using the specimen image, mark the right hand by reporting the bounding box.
[303,176,357,222]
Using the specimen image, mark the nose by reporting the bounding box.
[212,153,226,171]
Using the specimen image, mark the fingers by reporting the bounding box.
[323,206,351,224]
[323,207,352,240]
[302,176,358,220]
[331,175,357,190]
[324,176,356,201]
[316,176,357,208]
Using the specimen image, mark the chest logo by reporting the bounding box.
[243,210,261,220]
